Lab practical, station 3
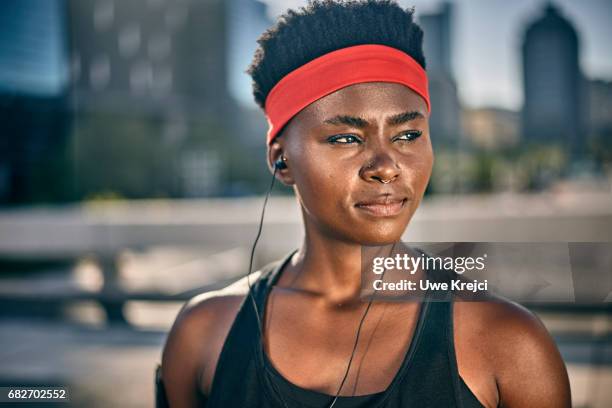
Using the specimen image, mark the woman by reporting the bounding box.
[156,1,571,407]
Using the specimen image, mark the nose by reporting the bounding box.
[360,153,401,184]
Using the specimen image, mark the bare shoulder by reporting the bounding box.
[160,272,261,405]
[454,293,571,408]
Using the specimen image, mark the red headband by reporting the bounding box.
[264,44,430,145]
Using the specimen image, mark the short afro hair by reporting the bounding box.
[247,0,426,111]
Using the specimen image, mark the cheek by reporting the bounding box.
[295,160,349,205]
[289,146,355,217]
[407,138,434,191]
[417,151,434,188]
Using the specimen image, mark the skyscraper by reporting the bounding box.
[67,0,232,117]
[66,0,235,198]
[0,0,70,204]
[418,2,461,149]
[521,3,584,156]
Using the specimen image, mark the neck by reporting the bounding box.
[285,223,399,306]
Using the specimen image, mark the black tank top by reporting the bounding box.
[201,248,487,408]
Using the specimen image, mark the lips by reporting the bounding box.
[354,195,408,217]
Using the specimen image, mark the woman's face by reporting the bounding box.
[270,82,433,245]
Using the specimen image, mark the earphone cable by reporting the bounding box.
[246,163,396,408]
[327,242,395,408]
[245,165,290,408]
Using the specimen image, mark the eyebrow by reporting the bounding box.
[387,110,425,126]
[323,110,424,128]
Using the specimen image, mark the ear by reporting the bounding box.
[267,139,295,186]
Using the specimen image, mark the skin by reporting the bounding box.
[161,82,572,407]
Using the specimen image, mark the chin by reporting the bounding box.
[348,225,407,246]
[357,236,404,247]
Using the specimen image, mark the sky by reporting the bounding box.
[256,0,612,111]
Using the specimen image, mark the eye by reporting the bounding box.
[327,134,362,144]
[394,131,422,143]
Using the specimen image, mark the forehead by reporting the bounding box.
[294,82,428,126]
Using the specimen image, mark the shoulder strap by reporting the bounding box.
[391,246,462,406]
[249,248,299,314]
[205,249,297,407]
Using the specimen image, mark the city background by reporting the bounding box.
[0,0,610,407]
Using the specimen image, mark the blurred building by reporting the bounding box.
[67,0,232,117]
[224,0,274,190]
[521,3,585,157]
[587,79,612,137]
[65,0,237,198]
[418,2,462,149]
[0,0,285,203]
[0,0,71,204]
[462,107,520,151]
[586,78,612,166]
